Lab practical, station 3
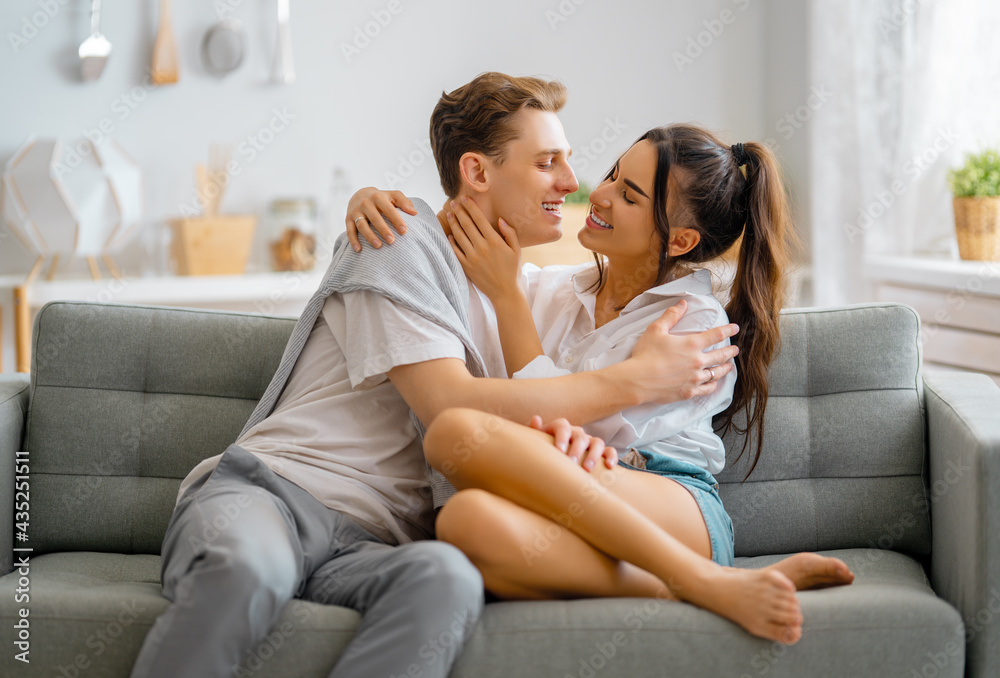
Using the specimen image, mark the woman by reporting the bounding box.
[348,125,854,644]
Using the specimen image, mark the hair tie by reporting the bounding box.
[731,143,750,167]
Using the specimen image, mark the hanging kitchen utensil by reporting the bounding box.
[79,0,112,82]
[151,0,179,85]
[272,0,295,84]
[202,18,246,78]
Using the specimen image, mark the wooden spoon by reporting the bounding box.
[151,0,178,85]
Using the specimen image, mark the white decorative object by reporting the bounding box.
[0,136,143,280]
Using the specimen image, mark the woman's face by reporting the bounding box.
[579,139,700,283]
[578,139,661,275]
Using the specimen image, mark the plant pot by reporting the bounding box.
[169,215,256,275]
[953,196,1000,261]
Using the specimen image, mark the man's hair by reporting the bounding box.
[430,72,567,198]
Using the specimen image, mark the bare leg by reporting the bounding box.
[437,489,670,600]
[425,408,805,644]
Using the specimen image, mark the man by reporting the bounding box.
[131,72,738,678]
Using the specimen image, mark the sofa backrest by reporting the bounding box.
[26,302,294,555]
[24,301,930,560]
[717,303,930,557]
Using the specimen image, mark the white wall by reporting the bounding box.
[1,0,810,368]
[0,0,779,270]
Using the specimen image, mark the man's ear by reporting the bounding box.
[667,227,701,257]
[458,152,490,194]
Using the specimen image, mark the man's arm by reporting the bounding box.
[389,300,740,427]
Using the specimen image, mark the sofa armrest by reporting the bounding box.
[925,371,1000,678]
[0,374,30,577]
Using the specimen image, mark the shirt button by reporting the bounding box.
[564,355,574,364]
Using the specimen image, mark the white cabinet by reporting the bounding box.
[865,255,1000,386]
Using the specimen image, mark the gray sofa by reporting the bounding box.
[1,300,999,678]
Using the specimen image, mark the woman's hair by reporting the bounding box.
[430,72,567,198]
[594,124,792,478]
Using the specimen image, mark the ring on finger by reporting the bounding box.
[354,216,367,224]
[707,367,716,383]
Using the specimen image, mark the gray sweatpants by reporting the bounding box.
[130,445,484,678]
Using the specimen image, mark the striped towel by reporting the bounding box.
[239,198,484,507]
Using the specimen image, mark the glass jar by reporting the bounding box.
[264,197,317,271]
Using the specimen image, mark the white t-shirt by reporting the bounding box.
[178,290,470,545]
[513,263,735,474]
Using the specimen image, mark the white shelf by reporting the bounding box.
[864,254,1000,298]
[0,270,325,373]
[867,254,1000,383]
[5,270,325,309]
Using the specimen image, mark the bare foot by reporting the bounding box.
[678,567,804,644]
[762,552,855,591]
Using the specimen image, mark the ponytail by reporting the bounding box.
[591,126,794,479]
[718,142,792,478]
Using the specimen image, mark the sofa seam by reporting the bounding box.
[769,387,919,397]
[28,383,264,403]
[719,473,927,484]
[42,300,297,323]
[25,471,196,481]
[0,381,29,406]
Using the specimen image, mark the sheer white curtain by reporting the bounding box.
[809,0,1000,305]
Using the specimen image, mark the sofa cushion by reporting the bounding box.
[718,304,930,558]
[0,548,962,678]
[26,303,295,556]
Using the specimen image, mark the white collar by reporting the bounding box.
[570,266,714,322]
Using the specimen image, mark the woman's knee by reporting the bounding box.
[423,408,506,471]
[436,490,523,569]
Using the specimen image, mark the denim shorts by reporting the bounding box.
[617,449,735,567]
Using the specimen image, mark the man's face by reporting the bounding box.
[478,109,579,247]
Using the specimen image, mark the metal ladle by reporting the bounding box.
[79,0,112,81]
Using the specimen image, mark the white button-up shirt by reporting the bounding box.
[514,263,735,474]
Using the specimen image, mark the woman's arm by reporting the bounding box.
[447,197,545,376]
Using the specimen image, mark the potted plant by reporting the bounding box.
[948,148,1000,261]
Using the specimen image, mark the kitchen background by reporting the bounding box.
[2,0,998,380]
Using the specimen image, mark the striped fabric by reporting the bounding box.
[239,198,483,506]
